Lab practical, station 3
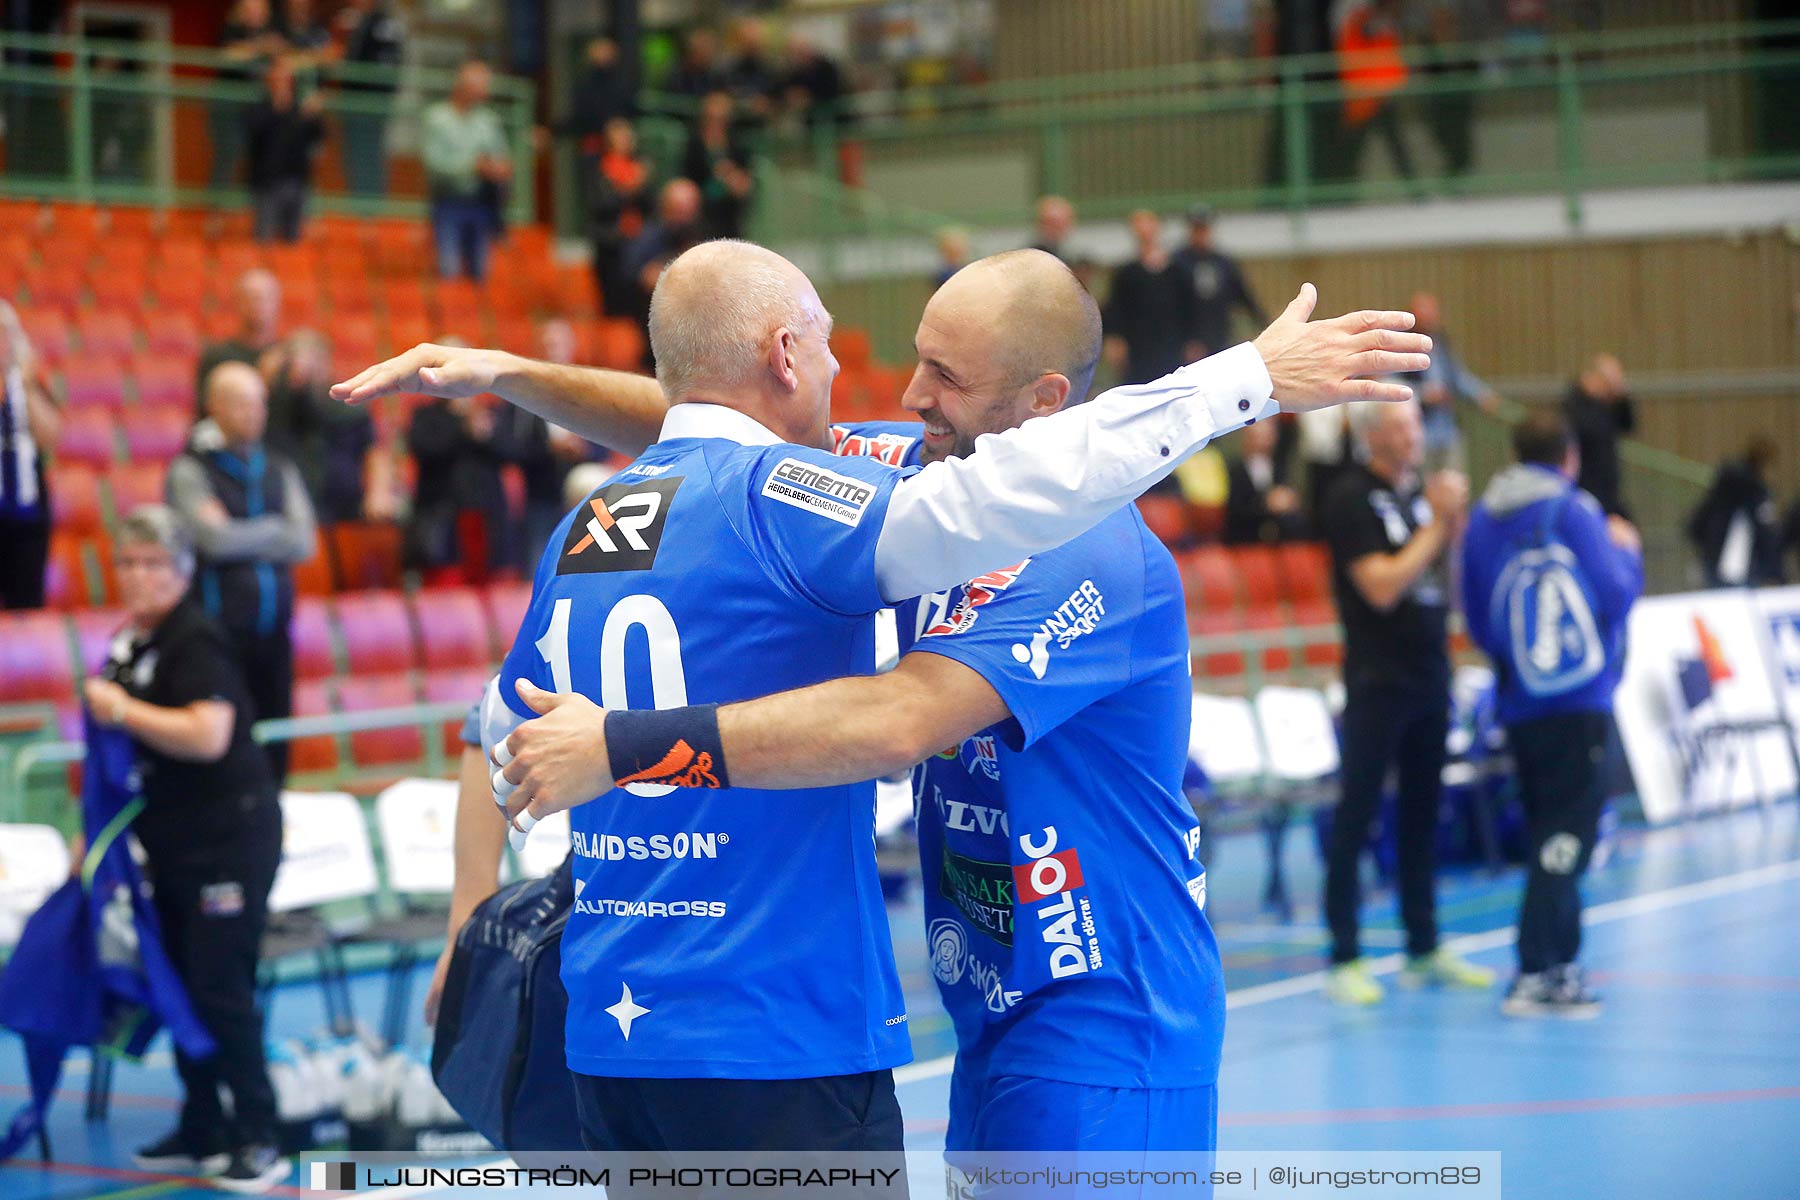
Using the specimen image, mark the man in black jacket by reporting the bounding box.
[1688,435,1785,586]
[246,55,324,243]
[1103,210,1196,386]
[1563,353,1635,519]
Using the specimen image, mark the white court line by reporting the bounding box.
[895,856,1800,1086]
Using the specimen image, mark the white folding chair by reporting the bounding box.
[0,824,72,947]
[263,790,382,1036]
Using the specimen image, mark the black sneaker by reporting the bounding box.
[215,1144,289,1195]
[1548,964,1604,1017]
[131,1128,229,1176]
[1501,966,1602,1019]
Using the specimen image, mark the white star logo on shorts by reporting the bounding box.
[606,982,650,1040]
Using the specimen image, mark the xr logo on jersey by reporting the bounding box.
[556,477,684,575]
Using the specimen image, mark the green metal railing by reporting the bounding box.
[0,31,536,222]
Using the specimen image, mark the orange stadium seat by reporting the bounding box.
[1177,546,1240,613]
[831,328,873,373]
[291,595,337,680]
[331,314,380,362]
[70,607,127,673]
[105,207,159,239]
[48,464,104,534]
[44,536,88,610]
[328,521,403,591]
[121,406,191,461]
[483,580,531,650]
[290,679,339,773]
[281,276,323,326]
[383,281,429,321]
[61,361,126,412]
[154,236,208,270]
[88,265,148,313]
[293,531,335,596]
[48,203,102,241]
[78,310,139,361]
[56,408,119,467]
[148,271,209,315]
[107,461,169,519]
[326,272,375,315]
[494,315,537,357]
[1231,544,1284,608]
[340,674,424,768]
[554,265,599,318]
[144,313,202,361]
[383,312,433,352]
[26,263,85,314]
[1137,495,1192,547]
[0,230,33,267]
[0,611,76,706]
[200,309,243,343]
[335,590,418,674]
[1277,542,1331,606]
[264,242,318,280]
[19,309,71,366]
[589,319,646,372]
[412,586,492,671]
[423,667,492,758]
[215,241,262,280]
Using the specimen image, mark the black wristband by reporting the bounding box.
[604,705,730,790]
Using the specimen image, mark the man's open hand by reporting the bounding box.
[330,343,516,406]
[1252,284,1432,410]
[491,679,617,842]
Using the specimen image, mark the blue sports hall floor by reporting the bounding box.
[3,800,1796,1200]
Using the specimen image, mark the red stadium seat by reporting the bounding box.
[107,461,169,518]
[494,315,538,357]
[121,406,192,462]
[1177,546,1240,613]
[326,272,375,316]
[0,230,32,268]
[61,360,126,412]
[49,203,102,241]
[291,596,337,680]
[1136,495,1192,548]
[78,310,139,361]
[154,237,209,276]
[105,207,159,239]
[131,356,195,409]
[200,308,243,343]
[339,674,424,768]
[264,242,319,281]
[290,679,339,773]
[328,521,403,592]
[1277,542,1331,606]
[55,408,119,467]
[215,241,262,280]
[1231,544,1284,608]
[19,310,72,366]
[0,612,75,704]
[1243,606,1293,673]
[383,313,433,354]
[293,532,336,597]
[423,667,492,757]
[411,586,491,670]
[830,328,873,373]
[483,581,531,651]
[1189,609,1247,680]
[25,263,85,314]
[148,272,210,316]
[590,319,646,372]
[70,607,127,673]
[48,464,104,534]
[331,314,380,363]
[553,265,598,318]
[334,590,418,674]
[144,313,202,361]
[44,535,89,610]
[88,266,148,313]
[1291,598,1344,668]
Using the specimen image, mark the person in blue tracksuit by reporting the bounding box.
[1461,410,1643,1019]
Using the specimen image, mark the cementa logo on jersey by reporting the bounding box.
[1017,825,1103,979]
[556,477,683,575]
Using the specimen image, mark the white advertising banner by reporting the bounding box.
[1614,590,1799,824]
[1756,586,1800,731]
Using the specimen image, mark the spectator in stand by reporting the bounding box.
[494,320,594,573]
[1224,418,1307,545]
[934,226,971,289]
[422,61,512,281]
[1461,411,1643,1019]
[0,301,61,610]
[168,362,316,785]
[564,37,635,205]
[245,55,324,244]
[1321,399,1494,1006]
[1335,0,1417,192]
[259,330,396,526]
[665,28,727,99]
[725,18,779,124]
[279,0,336,93]
[590,118,655,319]
[684,89,755,239]
[620,178,705,341]
[1687,435,1786,587]
[406,392,508,586]
[1563,353,1634,518]
[1102,210,1196,385]
[1173,204,1267,358]
[1030,194,1076,264]
[196,269,284,407]
[1397,291,1499,472]
[1784,497,1800,580]
[781,31,848,131]
[213,0,287,190]
[334,0,405,197]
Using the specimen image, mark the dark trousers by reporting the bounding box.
[149,807,282,1149]
[431,195,493,281]
[339,111,389,196]
[1344,105,1417,188]
[229,625,293,785]
[252,179,309,243]
[1508,711,1610,974]
[1326,682,1448,964]
[0,515,50,609]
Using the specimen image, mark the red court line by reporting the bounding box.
[1589,969,1800,992]
[1219,1086,1800,1127]
[0,1083,178,1110]
[0,1156,307,1198]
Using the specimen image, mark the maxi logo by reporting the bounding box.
[556,476,684,575]
[938,845,1014,946]
[1010,580,1105,680]
[572,877,727,919]
[570,830,727,861]
[831,425,918,467]
[924,561,1032,638]
[1017,826,1103,979]
[760,458,877,527]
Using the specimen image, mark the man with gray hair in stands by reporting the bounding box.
[1320,397,1494,1006]
[167,361,316,784]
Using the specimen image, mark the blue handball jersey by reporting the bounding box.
[497,426,918,1081]
[831,421,1225,1090]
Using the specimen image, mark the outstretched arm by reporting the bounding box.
[332,346,669,458]
[491,653,1009,834]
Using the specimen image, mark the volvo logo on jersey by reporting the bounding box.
[556,476,684,575]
